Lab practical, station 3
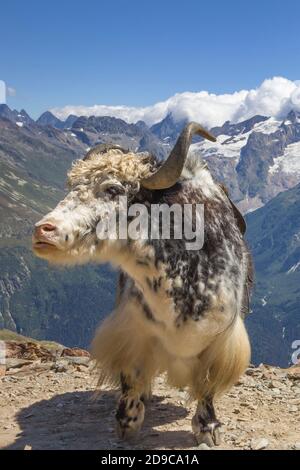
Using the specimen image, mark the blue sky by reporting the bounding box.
[1,0,300,118]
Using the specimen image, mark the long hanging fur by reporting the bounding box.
[34,145,252,406]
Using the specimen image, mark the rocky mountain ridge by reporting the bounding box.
[245,181,300,366]
[2,105,300,213]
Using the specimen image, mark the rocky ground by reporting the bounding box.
[0,340,299,450]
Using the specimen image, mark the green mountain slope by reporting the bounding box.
[0,245,116,347]
[0,118,116,347]
[246,183,300,366]
[0,118,86,237]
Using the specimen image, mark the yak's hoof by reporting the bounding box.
[194,427,221,447]
[192,415,221,447]
[116,394,145,440]
[141,389,152,404]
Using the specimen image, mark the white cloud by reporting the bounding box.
[51,77,300,128]
[7,86,16,97]
[0,80,5,104]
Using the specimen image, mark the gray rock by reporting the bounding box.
[251,438,269,450]
[198,443,211,450]
[65,357,90,367]
[289,405,298,412]
[6,358,33,369]
[52,361,68,373]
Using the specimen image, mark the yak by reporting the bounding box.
[32,122,253,447]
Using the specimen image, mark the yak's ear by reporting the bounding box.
[83,143,128,161]
[229,199,246,235]
[219,184,246,235]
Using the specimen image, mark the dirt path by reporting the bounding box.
[0,360,299,450]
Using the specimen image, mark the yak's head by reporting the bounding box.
[32,123,216,265]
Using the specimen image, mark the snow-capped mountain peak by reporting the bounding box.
[189,112,300,213]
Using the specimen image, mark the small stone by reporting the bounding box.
[65,357,90,367]
[5,358,33,369]
[289,405,298,412]
[287,364,300,381]
[198,443,211,450]
[248,404,258,411]
[24,444,32,450]
[251,438,269,450]
[293,442,300,450]
[61,347,90,358]
[264,394,273,401]
[52,361,68,373]
[269,380,284,389]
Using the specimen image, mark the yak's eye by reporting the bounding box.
[105,186,124,197]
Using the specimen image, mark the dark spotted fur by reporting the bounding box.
[116,177,252,328]
[130,182,252,324]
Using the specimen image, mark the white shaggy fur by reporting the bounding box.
[33,145,251,446]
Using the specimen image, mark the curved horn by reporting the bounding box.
[83,143,128,161]
[141,122,216,190]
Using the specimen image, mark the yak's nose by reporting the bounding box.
[34,223,56,240]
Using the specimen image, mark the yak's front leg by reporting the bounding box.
[192,398,221,447]
[116,372,149,440]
